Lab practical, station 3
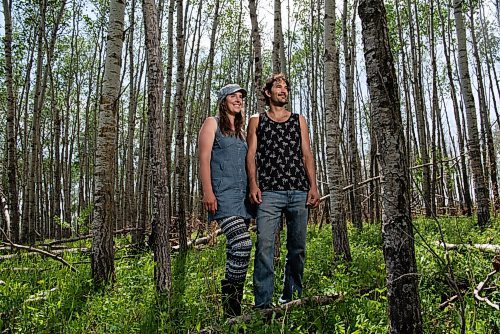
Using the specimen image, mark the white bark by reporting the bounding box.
[92,0,126,286]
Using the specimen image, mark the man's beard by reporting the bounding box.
[273,98,288,107]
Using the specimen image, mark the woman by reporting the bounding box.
[198,83,253,317]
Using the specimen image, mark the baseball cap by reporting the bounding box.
[217,84,247,103]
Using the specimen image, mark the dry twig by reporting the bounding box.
[473,270,499,311]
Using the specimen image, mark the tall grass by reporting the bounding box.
[1,216,498,333]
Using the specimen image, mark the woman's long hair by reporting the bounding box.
[218,98,245,139]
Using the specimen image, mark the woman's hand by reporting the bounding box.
[203,191,218,214]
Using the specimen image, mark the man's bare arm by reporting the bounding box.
[299,115,320,208]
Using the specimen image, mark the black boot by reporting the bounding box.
[221,279,244,317]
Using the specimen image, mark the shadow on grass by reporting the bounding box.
[139,252,189,333]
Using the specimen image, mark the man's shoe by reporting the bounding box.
[278,297,290,304]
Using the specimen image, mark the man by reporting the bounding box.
[246,73,320,309]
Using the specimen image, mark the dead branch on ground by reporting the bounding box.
[438,295,460,310]
[24,287,58,303]
[171,229,222,251]
[0,241,79,272]
[436,241,500,253]
[227,294,343,325]
[40,227,144,247]
[473,269,499,311]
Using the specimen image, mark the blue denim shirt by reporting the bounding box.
[209,125,253,221]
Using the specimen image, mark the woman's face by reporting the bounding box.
[225,92,244,114]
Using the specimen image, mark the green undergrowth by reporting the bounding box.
[0,216,498,333]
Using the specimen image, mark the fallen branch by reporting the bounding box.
[171,229,222,251]
[25,287,58,303]
[41,235,92,246]
[1,267,40,272]
[474,270,499,311]
[0,247,89,261]
[0,241,79,272]
[40,228,144,247]
[436,241,500,253]
[227,294,343,325]
[438,295,460,310]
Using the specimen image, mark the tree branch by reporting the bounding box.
[0,240,78,273]
[473,270,499,311]
[436,241,500,253]
[227,294,343,325]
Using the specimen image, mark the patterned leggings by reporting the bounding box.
[218,216,252,283]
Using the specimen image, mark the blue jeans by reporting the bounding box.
[253,190,309,308]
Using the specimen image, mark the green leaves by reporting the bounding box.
[1,217,499,333]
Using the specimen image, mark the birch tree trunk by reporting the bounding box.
[174,0,188,252]
[429,0,442,214]
[143,0,172,293]
[453,0,490,226]
[26,0,66,243]
[406,0,432,217]
[249,0,265,113]
[437,0,472,215]
[26,0,46,244]
[3,0,20,242]
[126,0,139,244]
[468,0,499,212]
[325,0,351,262]
[201,0,220,120]
[359,1,423,332]
[272,0,287,75]
[343,0,362,228]
[162,0,175,222]
[92,0,125,286]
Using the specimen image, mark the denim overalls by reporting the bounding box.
[208,125,253,222]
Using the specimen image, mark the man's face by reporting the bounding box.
[267,79,288,107]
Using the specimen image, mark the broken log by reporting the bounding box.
[436,241,500,253]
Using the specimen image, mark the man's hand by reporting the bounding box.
[249,184,262,205]
[306,187,320,208]
[202,191,218,214]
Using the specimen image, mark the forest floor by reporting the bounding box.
[1,216,499,333]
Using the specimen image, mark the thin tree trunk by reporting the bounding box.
[127,0,139,244]
[437,0,472,215]
[249,0,265,113]
[174,0,188,252]
[406,0,432,217]
[27,1,47,244]
[272,0,287,74]
[468,0,499,213]
[453,0,490,226]
[162,0,175,223]
[343,0,362,228]
[21,37,36,244]
[143,0,173,294]
[92,0,126,286]
[325,0,351,262]
[184,0,205,216]
[201,0,220,120]
[359,1,423,333]
[3,0,20,242]
[429,0,442,214]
